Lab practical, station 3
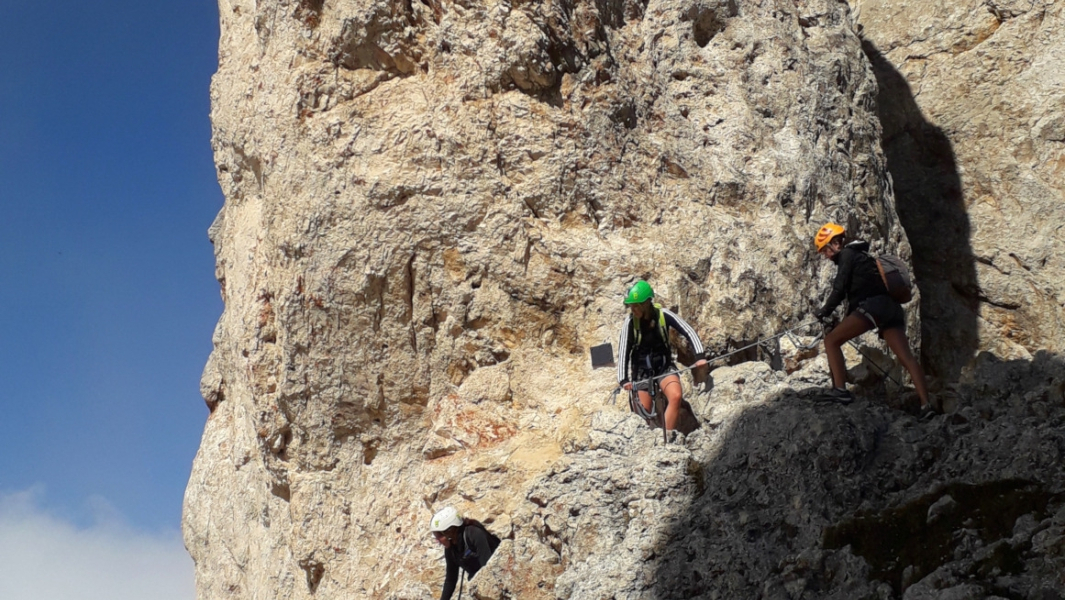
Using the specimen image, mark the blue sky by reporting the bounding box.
[1,0,221,595]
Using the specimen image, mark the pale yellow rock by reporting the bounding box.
[185,0,914,598]
[851,0,1065,380]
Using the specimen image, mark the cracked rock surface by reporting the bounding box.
[474,355,1065,599]
[851,0,1065,381]
[184,0,1063,599]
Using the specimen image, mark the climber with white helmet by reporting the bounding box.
[430,506,500,600]
[617,280,708,433]
[813,222,933,416]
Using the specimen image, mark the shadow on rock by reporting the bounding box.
[650,352,1065,599]
[861,38,980,387]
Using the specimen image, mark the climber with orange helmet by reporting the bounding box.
[430,506,500,600]
[813,223,933,416]
[618,280,708,433]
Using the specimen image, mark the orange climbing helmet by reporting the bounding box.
[814,222,845,251]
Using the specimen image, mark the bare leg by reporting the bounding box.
[638,389,653,413]
[880,327,931,408]
[824,314,874,389]
[660,374,684,431]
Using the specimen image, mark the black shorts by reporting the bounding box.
[854,294,906,335]
[631,354,677,392]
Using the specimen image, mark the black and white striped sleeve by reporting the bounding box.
[617,315,633,384]
[661,308,705,358]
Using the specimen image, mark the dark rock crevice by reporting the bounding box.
[824,479,1056,595]
[861,37,979,386]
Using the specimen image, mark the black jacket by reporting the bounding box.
[441,523,500,600]
[818,240,888,317]
[616,305,705,385]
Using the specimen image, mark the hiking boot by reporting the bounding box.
[816,387,854,404]
[918,404,940,421]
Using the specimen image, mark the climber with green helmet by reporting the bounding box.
[430,506,500,600]
[618,280,707,433]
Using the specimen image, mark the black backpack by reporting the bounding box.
[874,254,914,304]
[462,519,501,554]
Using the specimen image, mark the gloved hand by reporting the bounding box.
[814,308,833,325]
[815,308,837,333]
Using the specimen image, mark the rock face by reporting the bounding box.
[184,0,1064,599]
[850,0,1065,381]
[500,356,1065,599]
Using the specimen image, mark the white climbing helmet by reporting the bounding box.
[430,507,464,533]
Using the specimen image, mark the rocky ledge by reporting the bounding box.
[462,350,1065,600]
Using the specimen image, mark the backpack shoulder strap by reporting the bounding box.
[652,303,669,348]
[630,304,671,349]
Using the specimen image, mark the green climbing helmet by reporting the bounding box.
[624,280,654,304]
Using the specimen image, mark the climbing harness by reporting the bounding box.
[610,384,661,419]
[610,379,668,442]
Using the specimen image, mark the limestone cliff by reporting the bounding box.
[183,0,1065,599]
[851,0,1065,381]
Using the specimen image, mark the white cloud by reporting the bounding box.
[0,488,194,600]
